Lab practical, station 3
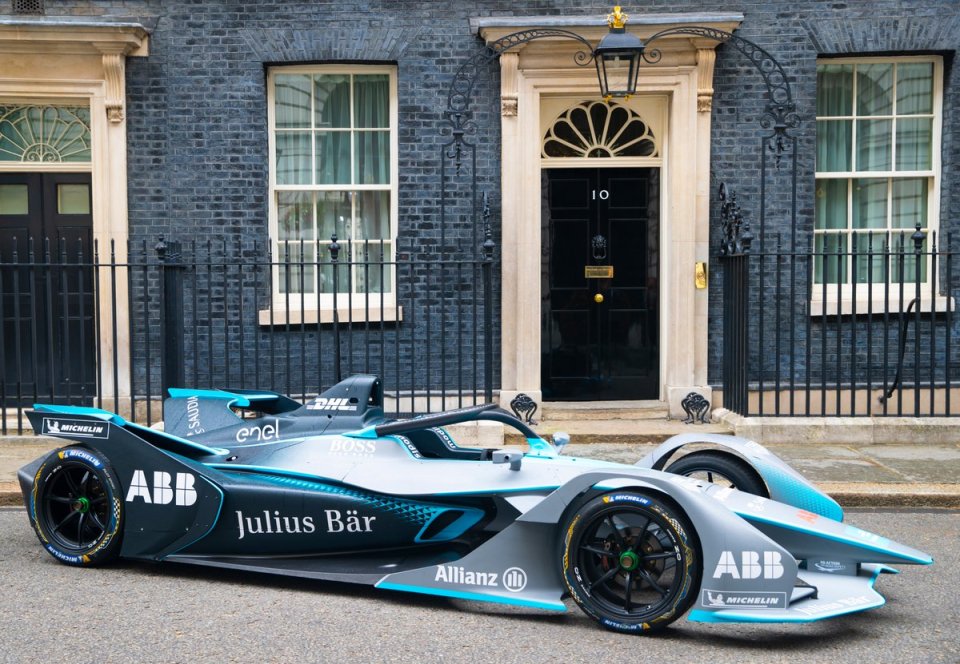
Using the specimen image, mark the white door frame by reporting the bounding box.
[477,14,740,415]
[0,20,149,414]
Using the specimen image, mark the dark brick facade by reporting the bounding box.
[9,1,959,396]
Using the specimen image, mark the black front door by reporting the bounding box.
[0,172,95,405]
[541,168,659,400]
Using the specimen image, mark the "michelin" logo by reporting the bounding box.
[42,418,108,439]
[702,589,786,609]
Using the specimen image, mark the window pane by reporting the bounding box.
[319,260,351,294]
[354,131,390,184]
[816,120,851,172]
[317,191,351,242]
[57,184,90,214]
[891,232,926,283]
[896,117,932,170]
[0,184,28,214]
[277,242,316,295]
[274,75,312,129]
[853,232,887,284]
[892,178,928,229]
[277,191,314,240]
[56,108,93,162]
[857,63,893,116]
[0,105,91,163]
[852,178,887,229]
[314,75,351,129]
[354,75,389,128]
[897,63,933,115]
[817,64,853,116]
[814,233,848,284]
[354,241,391,294]
[856,119,892,171]
[275,132,312,185]
[357,191,390,240]
[270,67,396,298]
[315,132,351,184]
[815,179,847,230]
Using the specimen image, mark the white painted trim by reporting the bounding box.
[813,56,944,302]
[809,294,953,317]
[266,65,399,303]
[483,12,739,414]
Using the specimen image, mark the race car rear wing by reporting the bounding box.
[27,406,227,460]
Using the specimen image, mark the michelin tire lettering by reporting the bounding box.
[28,446,123,567]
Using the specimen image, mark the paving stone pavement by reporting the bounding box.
[2,434,959,508]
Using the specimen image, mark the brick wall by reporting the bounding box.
[13,0,960,394]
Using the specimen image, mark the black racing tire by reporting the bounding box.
[665,451,769,498]
[560,491,700,634]
[29,446,123,566]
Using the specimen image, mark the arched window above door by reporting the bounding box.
[0,105,91,163]
[542,101,658,159]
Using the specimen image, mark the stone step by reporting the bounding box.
[505,418,733,446]
[538,401,669,421]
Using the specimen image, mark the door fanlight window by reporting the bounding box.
[0,105,91,163]
[542,101,657,159]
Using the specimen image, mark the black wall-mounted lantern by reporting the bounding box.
[593,6,645,99]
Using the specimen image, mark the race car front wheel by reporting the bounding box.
[665,451,768,497]
[561,491,700,634]
[30,446,123,566]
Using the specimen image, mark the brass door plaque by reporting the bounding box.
[695,261,708,289]
[584,265,614,279]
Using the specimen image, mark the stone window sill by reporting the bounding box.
[258,306,403,326]
[810,295,954,317]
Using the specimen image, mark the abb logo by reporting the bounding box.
[125,470,197,506]
[712,550,785,580]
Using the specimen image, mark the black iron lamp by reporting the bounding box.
[593,6,645,99]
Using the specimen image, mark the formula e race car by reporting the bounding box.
[19,375,932,634]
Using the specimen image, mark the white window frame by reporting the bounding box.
[265,64,400,324]
[812,55,946,316]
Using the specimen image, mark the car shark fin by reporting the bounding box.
[163,389,250,439]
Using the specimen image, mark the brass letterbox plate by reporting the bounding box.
[584,265,614,279]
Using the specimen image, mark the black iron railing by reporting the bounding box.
[721,228,960,417]
[1,236,497,434]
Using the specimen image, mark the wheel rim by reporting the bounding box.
[40,462,111,552]
[575,506,684,620]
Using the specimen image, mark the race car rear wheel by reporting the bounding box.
[30,446,123,566]
[665,451,768,497]
[561,492,700,634]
